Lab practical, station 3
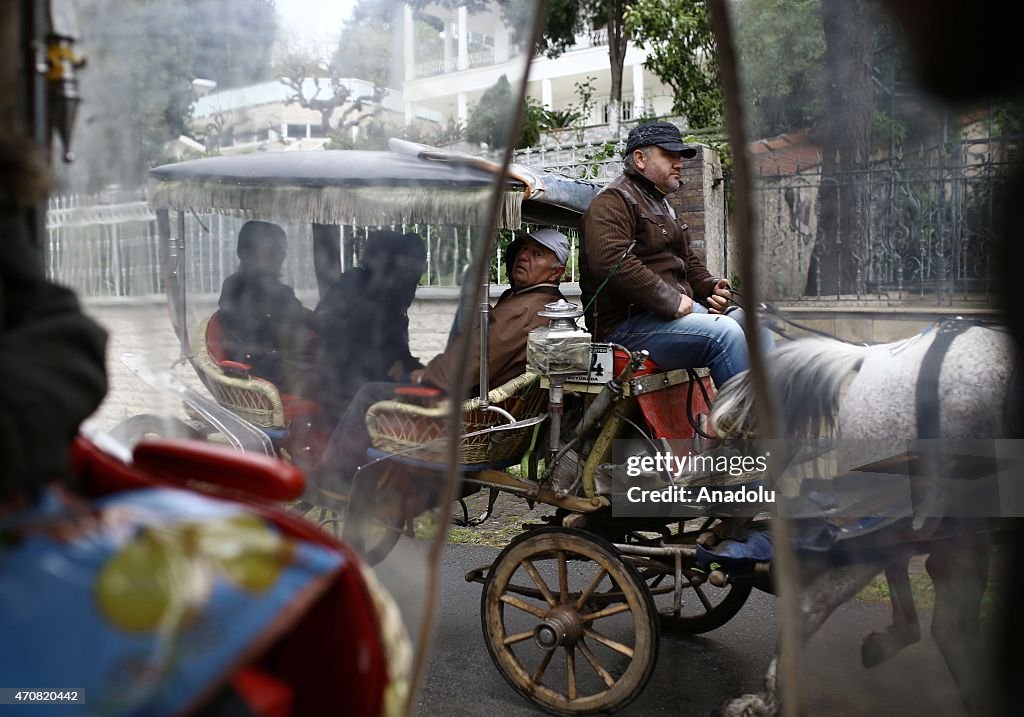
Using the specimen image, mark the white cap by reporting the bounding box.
[526,228,570,265]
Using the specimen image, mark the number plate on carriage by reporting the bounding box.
[565,343,614,383]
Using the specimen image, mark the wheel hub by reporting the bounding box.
[532,605,583,650]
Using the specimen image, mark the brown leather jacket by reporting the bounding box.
[580,167,718,339]
[422,283,564,395]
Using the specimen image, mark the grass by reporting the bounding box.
[448,521,528,547]
[853,552,1005,622]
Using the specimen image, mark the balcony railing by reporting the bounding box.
[412,27,607,78]
[414,48,498,79]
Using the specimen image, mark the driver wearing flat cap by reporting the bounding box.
[580,122,771,388]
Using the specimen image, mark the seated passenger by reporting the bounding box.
[218,220,315,396]
[580,122,774,388]
[313,230,426,420]
[317,228,571,489]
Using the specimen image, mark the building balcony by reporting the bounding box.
[412,28,608,79]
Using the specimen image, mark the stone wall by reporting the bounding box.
[666,146,727,279]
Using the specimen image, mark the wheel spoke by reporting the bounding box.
[522,559,557,607]
[500,594,547,618]
[583,627,634,658]
[502,630,534,646]
[532,648,554,685]
[579,602,631,623]
[578,639,616,688]
[693,583,715,612]
[565,645,577,700]
[557,550,569,603]
[573,567,609,611]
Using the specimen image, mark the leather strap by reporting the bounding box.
[915,319,973,438]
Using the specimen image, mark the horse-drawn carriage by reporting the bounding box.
[15,0,1017,712]
[110,135,780,716]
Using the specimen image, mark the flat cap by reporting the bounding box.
[625,122,698,158]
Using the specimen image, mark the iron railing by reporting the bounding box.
[752,138,1015,301]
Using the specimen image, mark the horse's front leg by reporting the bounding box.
[925,527,991,716]
[861,556,921,667]
[713,561,883,716]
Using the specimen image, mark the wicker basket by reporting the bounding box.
[365,372,546,465]
[193,315,287,429]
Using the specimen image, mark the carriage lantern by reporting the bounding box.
[527,299,591,463]
[526,299,591,377]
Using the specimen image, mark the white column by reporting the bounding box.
[280,122,287,139]
[494,19,510,63]
[457,92,468,122]
[541,78,553,110]
[457,6,469,71]
[632,64,645,118]
[403,4,416,81]
[405,102,415,125]
[443,22,454,72]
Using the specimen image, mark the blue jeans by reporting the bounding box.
[605,305,774,388]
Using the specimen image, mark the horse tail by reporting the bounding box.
[710,338,872,438]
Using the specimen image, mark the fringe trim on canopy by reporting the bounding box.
[148,181,525,229]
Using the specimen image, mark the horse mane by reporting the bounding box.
[710,337,875,438]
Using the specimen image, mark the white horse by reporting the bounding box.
[709,321,1015,716]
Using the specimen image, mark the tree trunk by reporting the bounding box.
[805,0,873,296]
[606,0,627,138]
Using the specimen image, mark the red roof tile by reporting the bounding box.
[749,129,822,175]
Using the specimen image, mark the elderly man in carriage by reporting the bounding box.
[315,227,572,497]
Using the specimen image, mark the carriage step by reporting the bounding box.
[465,564,491,585]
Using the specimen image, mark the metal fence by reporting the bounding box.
[45,194,582,299]
[49,132,1010,304]
[753,138,1014,301]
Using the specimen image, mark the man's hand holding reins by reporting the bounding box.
[707,278,733,314]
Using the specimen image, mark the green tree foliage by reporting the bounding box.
[185,0,277,88]
[625,0,721,129]
[465,75,515,149]
[733,0,826,139]
[332,0,443,87]
[62,0,278,191]
[331,0,397,86]
[465,76,586,150]
[463,0,632,136]
[67,0,196,191]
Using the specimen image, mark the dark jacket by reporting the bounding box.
[422,283,564,395]
[580,167,718,339]
[0,194,107,498]
[313,267,423,416]
[218,269,313,394]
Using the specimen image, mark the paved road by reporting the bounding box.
[414,543,968,717]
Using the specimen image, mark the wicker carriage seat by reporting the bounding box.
[194,313,319,430]
[364,372,546,468]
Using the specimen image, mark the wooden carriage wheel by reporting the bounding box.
[481,528,658,716]
[618,518,757,635]
[641,568,752,635]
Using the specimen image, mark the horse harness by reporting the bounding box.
[914,317,1013,439]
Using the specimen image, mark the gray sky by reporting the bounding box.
[275,0,358,58]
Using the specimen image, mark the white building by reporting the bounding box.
[185,4,677,155]
[190,78,440,154]
[400,3,675,133]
